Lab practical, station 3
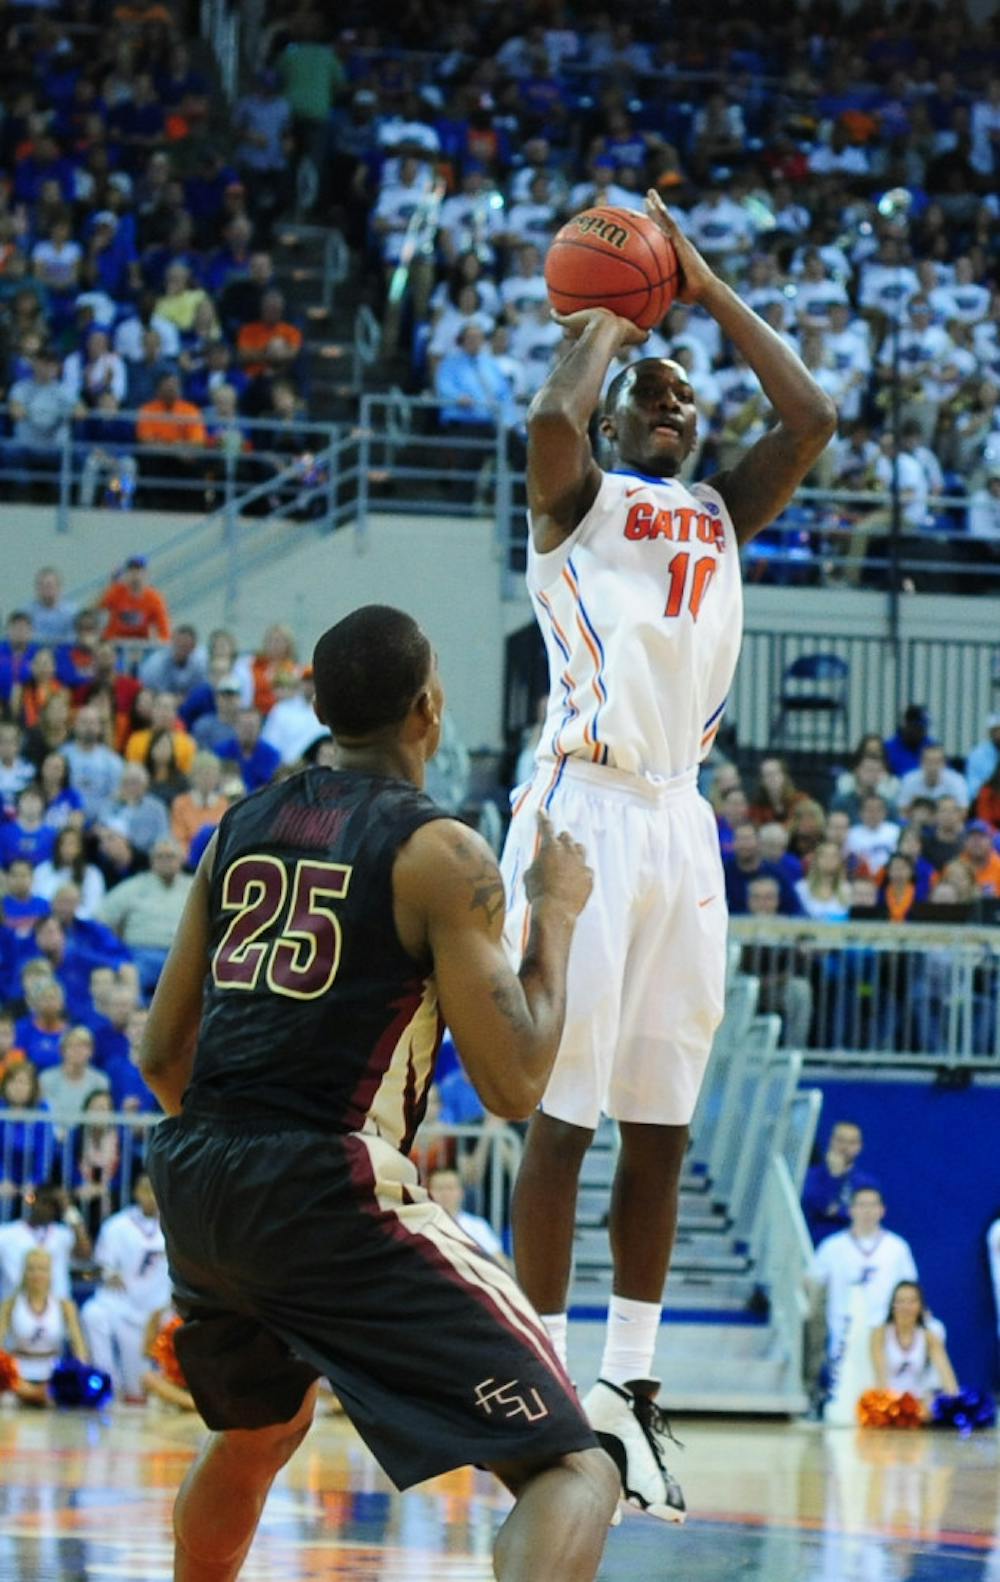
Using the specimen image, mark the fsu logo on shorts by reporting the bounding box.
[474,1377,550,1422]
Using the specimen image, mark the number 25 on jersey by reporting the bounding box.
[212,855,353,1001]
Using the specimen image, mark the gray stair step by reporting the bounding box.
[572,1234,752,1278]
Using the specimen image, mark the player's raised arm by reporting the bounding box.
[394,811,592,1120]
[527,307,648,551]
[645,190,838,545]
[140,836,216,1115]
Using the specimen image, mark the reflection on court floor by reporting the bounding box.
[0,1410,997,1580]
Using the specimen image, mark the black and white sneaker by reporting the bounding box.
[583,1377,686,1524]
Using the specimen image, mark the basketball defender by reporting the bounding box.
[140,606,618,1582]
[502,191,837,1517]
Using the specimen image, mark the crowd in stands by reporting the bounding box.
[0,557,334,1232]
[712,706,1000,1052]
[306,2,1000,563]
[0,0,321,510]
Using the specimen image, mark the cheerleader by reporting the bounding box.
[870,1281,959,1418]
[141,1306,195,1411]
[0,1247,88,1405]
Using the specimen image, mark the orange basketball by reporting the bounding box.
[544,207,680,331]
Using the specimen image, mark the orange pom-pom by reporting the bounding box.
[0,1349,21,1392]
[150,1317,187,1389]
[858,1388,924,1428]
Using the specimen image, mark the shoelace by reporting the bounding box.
[632,1394,684,1472]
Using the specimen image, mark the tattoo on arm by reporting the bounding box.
[489,970,531,1035]
[449,834,506,926]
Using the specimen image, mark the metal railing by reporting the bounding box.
[759,1153,814,1403]
[0,1110,522,1245]
[735,628,1000,757]
[731,916,1000,1069]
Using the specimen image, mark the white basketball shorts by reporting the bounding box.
[501,757,728,1130]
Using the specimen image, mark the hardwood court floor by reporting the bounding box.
[0,1405,998,1580]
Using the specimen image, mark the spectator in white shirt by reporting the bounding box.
[808,126,871,177]
[437,166,503,267]
[0,721,39,813]
[874,434,931,529]
[113,291,181,362]
[498,244,548,325]
[969,77,1000,177]
[845,794,902,875]
[968,471,1000,541]
[685,187,754,264]
[929,256,991,326]
[27,567,77,646]
[503,172,560,253]
[62,330,127,407]
[809,1186,918,1369]
[858,241,920,323]
[899,744,970,812]
[261,669,329,764]
[372,157,433,265]
[510,301,564,399]
[793,250,851,326]
[567,158,637,218]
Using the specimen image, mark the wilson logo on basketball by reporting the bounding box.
[572,214,629,250]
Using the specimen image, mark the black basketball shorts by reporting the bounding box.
[146,1114,596,1489]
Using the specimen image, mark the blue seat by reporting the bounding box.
[768,652,850,751]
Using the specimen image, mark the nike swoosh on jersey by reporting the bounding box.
[624,486,649,498]
[698,895,716,907]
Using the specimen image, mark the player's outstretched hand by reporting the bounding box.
[644,189,715,305]
[524,810,594,919]
[551,306,649,347]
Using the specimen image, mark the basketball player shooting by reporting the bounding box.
[502,190,838,1520]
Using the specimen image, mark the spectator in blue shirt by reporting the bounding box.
[802,1121,881,1244]
[723,821,801,915]
[213,708,281,792]
[0,787,57,869]
[884,704,936,778]
[15,976,69,1074]
[1,860,51,941]
[0,612,37,708]
[434,323,513,429]
[104,1006,160,1114]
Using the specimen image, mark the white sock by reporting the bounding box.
[600,1296,662,1388]
[539,1312,568,1369]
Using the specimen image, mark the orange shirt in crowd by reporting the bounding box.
[170,792,229,849]
[99,582,172,641]
[17,678,70,730]
[236,320,303,378]
[973,786,1000,830]
[884,882,916,923]
[251,655,302,716]
[962,848,1000,896]
[125,727,197,774]
[136,399,207,447]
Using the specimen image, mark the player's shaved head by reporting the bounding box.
[313,605,432,740]
[603,357,689,416]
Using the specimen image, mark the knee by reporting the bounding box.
[527,1115,594,1168]
[567,1445,621,1516]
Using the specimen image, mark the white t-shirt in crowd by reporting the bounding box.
[811,1227,918,1355]
[844,818,902,872]
[0,1221,75,1302]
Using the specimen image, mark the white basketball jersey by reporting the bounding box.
[883,1325,933,1395]
[8,1292,65,1380]
[527,469,743,780]
[94,1207,170,1320]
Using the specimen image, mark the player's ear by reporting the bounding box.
[598,413,616,443]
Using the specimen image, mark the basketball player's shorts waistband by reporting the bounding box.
[536,756,699,807]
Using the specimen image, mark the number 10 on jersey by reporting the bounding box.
[664,551,717,621]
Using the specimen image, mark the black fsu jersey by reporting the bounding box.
[183,767,449,1151]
